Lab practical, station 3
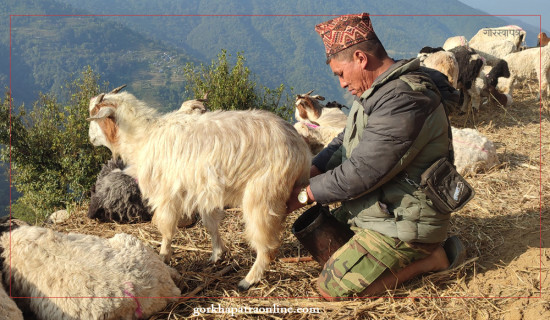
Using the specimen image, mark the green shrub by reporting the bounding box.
[0,67,111,223]
[182,49,294,120]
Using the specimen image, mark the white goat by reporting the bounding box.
[87,88,311,290]
[293,90,347,154]
[0,219,180,320]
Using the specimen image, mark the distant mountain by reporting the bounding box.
[26,0,510,105]
[1,0,199,110]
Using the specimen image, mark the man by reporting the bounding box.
[287,13,461,300]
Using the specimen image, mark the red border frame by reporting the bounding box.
[7,13,544,302]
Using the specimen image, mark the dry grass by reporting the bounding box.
[48,86,549,319]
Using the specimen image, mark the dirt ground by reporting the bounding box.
[45,86,548,319]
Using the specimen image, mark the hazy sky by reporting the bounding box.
[458,0,548,32]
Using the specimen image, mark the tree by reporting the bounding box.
[0,67,111,223]
[182,49,294,120]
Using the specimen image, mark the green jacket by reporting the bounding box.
[310,58,454,243]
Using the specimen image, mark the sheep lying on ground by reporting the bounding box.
[88,157,153,223]
[502,45,550,99]
[293,90,347,154]
[452,127,499,175]
[87,88,311,290]
[0,217,180,320]
[0,273,23,320]
[0,224,23,320]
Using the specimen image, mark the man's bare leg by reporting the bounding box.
[318,246,450,301]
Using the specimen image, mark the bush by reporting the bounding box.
[182,49,294,120]
[0,67,111,223]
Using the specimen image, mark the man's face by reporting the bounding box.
[329,54,368,97]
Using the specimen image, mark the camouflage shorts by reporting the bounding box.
[318,228,439,298]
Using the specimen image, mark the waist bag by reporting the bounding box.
[420,157,475,214]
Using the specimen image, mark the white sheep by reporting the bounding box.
[469,39,518,66]
[87,89,311,290]
[442,35,468,51]
[420,50,459,88]
[0,218,181,320]
[293,90,347,154]
[452,127,499,175]
[502,45,550,99]
[469,25,526,50]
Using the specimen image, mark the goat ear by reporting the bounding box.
[87,107,116,121]
[311,95,325,101]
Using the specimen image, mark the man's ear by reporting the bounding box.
[353,50,368,69]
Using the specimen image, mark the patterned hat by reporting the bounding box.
[315,13,376,59]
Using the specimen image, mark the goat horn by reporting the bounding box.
[305,89,315,95]
[202,92,208,100]
[109,85,127,94]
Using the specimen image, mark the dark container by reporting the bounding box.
[291,204,355,266]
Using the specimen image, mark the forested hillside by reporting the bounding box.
[50,0,516,104]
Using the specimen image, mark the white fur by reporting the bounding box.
[421,51,459,88]
[442,35,468,51]
[469,25,526,50]
[502,46,550,98]
[293,93,347,154]
[88,91,311,289]
[0,226,180,320]
[452,127,499,175]
[469,39,518,66]
[0,271,23,320]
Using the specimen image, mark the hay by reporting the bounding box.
[47,85,549,319]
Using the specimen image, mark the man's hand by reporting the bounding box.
[286,185,315,214]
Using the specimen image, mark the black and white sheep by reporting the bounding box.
[87,88,311,290]
[0,217,180,320]
[449,46,486,111]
